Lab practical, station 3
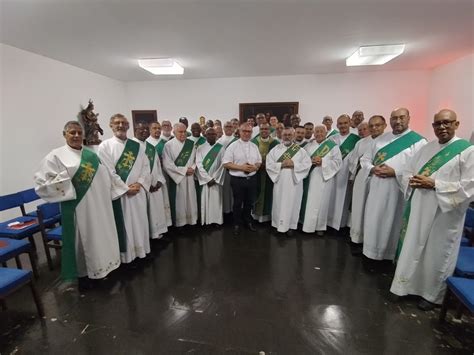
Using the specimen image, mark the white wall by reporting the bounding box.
[428,53,474,141]
[126,71,431,135]
[0,44,126,199]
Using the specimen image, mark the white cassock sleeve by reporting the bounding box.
[97,143,130,193]
[34,152,76,202]
[291,150,312,184]
[212,149,226,185]
[360,140,376,172]
[348,141,361,179]
[435,147,474,213]
[265,148,283,183]
[321,147,343,181]
[162,143,188,185]
[136,149,152,191]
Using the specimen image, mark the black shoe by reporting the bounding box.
[286,229,295,237]
[247,223,257,232]
[418,299,437,311]
[233,225,240,236]
[78,277,94,291]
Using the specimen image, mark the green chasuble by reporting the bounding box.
[61,148,100,280]
[111,139,140,254]
[252,137,279,218]
[395,139,471,260]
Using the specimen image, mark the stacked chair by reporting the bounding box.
[440,206,474,322]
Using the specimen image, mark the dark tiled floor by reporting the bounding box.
[1,224,474,354]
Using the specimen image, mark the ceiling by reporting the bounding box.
[1,0,473,81]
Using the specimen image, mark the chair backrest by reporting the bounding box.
[18,188,40,204]
[37,202,60,221]
[0,193,23,213]
[465,208,474,229]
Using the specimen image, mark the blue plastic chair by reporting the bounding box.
[439,276,474,322]
[18,188,41,217]
[461,208,474,247]
[37,203,62,270]
[0,193,40,250]
[0,238,39,278]
[0,267,44,317]
[455,247,474,278]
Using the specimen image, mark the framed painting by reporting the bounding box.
[239,102,299,123]
[131,110,157,130]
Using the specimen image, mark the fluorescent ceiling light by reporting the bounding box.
[138,58,184,75]
[346,44,405,66]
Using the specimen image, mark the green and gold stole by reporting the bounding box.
[299,140,337,222]
[145,141,156,173]
[327,129,338,138]
[195,136,206,147]
[168,139,195,223]
[155,139,166,157]
[373,131,424,165]
[61,148,100,280]
[112,139,140,253]
[395,139,472,260]
[202,143,223,173]
[277,143,301,162]
[339,133,360,159]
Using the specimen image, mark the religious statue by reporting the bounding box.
[79,99,104,145]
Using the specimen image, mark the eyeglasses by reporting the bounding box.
[432,120,457,128]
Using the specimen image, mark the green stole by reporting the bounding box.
[112,139,140,253]
[327,129,338,138]
[277,143,301,162]
[339,133,360,159]
[61,148,100,280]
[228,137,239,146]
[253,137,279,217]
[155,139,166,157]
[168,139,195,223]
[299,140,337,222]
[395,139,472,260]
[202,143,223,172]
[373,131,424,166]
[299,141,308,148]
[145,141,156,173]
[194,136,206,147]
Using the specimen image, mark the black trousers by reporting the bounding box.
[230,175,257,226]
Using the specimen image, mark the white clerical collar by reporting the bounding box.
[439,136,458,147]
[393,128,411,137]
[113,135,127,143]
[65,144,82,155]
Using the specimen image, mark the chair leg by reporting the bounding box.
[41,237,54,271]
[15,255,23,269]
[28,235,37,251]
[28,251,40,279]
[439,288,451,322]
[455,302,464,319]
[29,281,44,318]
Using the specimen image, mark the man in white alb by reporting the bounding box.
[98,114,151,264]
[266,127,311,236]
[390,109,474,310]
[162,123,198,227]
[361,108,426,261]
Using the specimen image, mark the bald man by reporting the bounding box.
[391,109,473,310]
[348,117,387,254]
[326,114,361,231]
[361,108,426,261]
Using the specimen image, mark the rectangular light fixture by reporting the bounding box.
[138,58,184,75]
[346,44,405,66]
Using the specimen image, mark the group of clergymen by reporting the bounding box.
[34,108,473,310]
